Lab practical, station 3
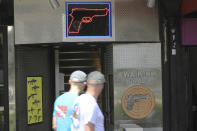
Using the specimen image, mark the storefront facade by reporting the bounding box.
[1,0,197,131]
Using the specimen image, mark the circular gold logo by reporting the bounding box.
[121,85,155,119]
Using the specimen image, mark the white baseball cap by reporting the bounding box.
[69,70,87,83]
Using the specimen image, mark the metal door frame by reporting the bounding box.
[7,26,16,131]
[0,26,15,131]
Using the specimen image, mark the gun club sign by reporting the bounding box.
[66,2,111,37]
[121,85,155,119]
[27,77,43,124]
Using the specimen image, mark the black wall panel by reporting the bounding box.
[15,46,54,131]
[0,0,14,25]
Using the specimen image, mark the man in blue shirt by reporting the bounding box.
[52,70,87,131]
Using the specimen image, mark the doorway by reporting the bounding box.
[56,45,102,93]
[54,44,112,130]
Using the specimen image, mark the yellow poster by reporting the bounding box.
[27,77,43,124]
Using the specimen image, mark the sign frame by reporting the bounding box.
[66,2,112,37]
[62,0,115,42]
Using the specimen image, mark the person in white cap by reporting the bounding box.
[52,70,87,131]
[71,71,105,131]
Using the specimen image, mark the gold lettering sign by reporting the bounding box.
[27,77,43,124]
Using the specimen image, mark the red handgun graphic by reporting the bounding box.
[68,8,109,34]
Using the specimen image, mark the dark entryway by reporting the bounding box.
[55,44,112,131]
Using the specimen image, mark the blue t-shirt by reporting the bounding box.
[53,92,78,131]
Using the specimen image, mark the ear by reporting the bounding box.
[68,80,72,84]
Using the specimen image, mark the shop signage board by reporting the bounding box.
[62,0,115,42]
[113,43,163,131]
[66,2,112,37]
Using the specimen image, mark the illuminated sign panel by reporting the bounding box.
[66,2,111,37]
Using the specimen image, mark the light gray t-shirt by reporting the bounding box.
[71,94,104,131]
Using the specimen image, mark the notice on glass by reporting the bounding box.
[27,77,43,124]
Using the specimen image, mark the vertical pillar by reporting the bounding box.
[8,26,16,131]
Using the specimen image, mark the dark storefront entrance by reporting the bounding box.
[54,44,112,131]
[14,44,110,131]
[14,43,162,131]
[14,44,113,131]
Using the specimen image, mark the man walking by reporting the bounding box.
[71,71,105,131]
[52,70,87,131]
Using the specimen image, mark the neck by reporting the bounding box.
[69,86,80,95]
[86,89,99,100]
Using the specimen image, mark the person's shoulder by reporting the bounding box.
[55,92,68,101]
[79,94,96,105]
[79,94,91,100]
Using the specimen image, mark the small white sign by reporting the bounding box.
[172,49,176,55]
[0,106,4,111]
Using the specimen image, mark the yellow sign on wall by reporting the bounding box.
[27,77,43,124]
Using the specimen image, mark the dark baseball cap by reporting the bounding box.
[69,70,87,83]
